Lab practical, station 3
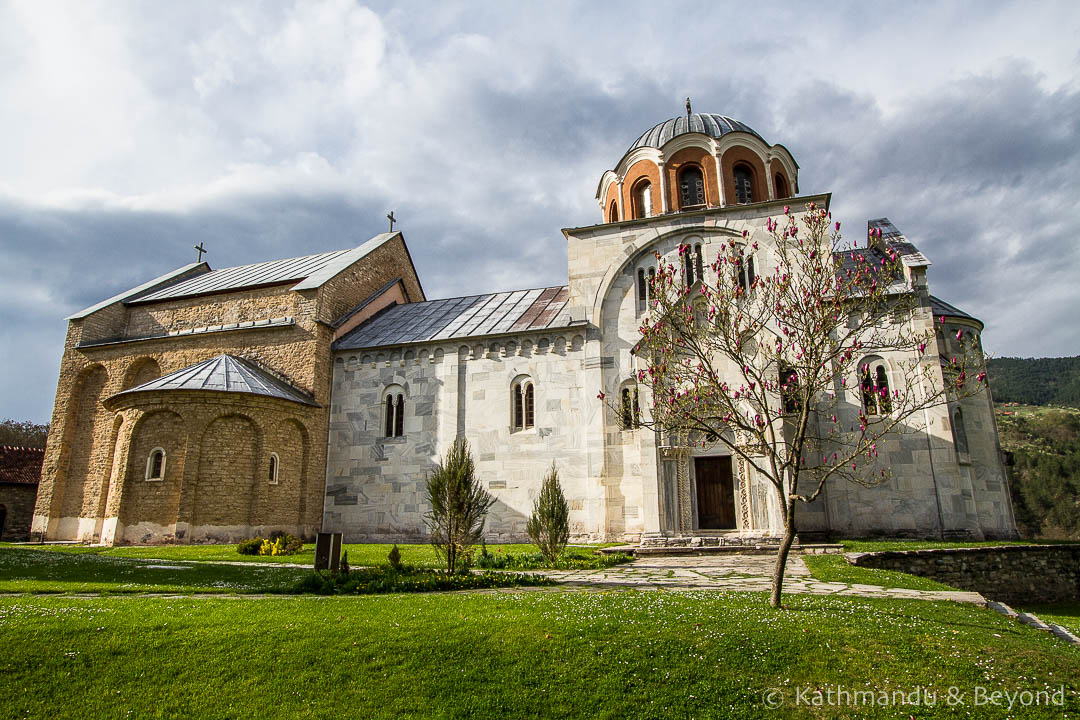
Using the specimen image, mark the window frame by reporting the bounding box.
[383,388,406,438]
[678,164,706,209]
[733,164,754,204]
[512,377,535,432]
[145,447,166,482]
[268,452,280,485]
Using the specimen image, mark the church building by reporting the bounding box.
[33,109,1017,545]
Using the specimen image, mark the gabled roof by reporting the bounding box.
[0,446,44,485]
[70,232,403,316]
[335,285,573,350]
[110,354,318,406]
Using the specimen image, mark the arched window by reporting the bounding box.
[647,267,656,300]
[632,180,652,219]
[860,359,892,416]
[780,366,800,414]
[774,173,789,199]
[512,378,535,431]
[145,447,166,481]
[384,391,405,437]
[736,252,756,292]
[608,199,619,223]
[621,386,640,429]
[694,243,704,282]
[683,244,703,288]
[678,166,706,208]
[637,268,647,302]
[953,408,969,456]
[268,453,279,484]
[734,164,754,204]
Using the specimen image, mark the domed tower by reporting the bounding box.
[596,100,799,222]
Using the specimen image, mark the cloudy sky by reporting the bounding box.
[2,0,1078,423]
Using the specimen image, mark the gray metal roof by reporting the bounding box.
[930,296,981,326]
[334,286,572,350]
[628,113,763,154]
[67,263,207,320]
[110,354,318,406]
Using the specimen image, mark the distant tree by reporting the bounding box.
[0,419,49,448]
[527,462,570,564]
[621,202,986,608]
[988,356,1080,408]
[424,438,494,573]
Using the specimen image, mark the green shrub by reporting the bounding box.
[425,438,494,572]
[526,462,570,564]
[237,538,263,555]
[387,544,402,570]
[289,566,554,595]
[255,534,304,556]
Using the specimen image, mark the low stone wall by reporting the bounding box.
[848,545,1080,604]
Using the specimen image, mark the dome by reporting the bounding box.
[627,113,762,154]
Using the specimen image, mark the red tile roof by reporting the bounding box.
[0,446,44,485]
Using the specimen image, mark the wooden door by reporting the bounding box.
[695,457,736,529]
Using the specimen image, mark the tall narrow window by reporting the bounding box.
[774,173,789,199]
[268,453,279,484]
[684,250,695,287]
[608,200,618,223]
[647,268,656,301]
[737,254,756,292]
[145,448,166,481]
[780,366,800,414]
[621,387,640,429]
[384,390,405,437]
[734,165,754,204]
[512,379,535,431]
[694,244,704,282]
[678,166,706,208]
[875,366,892,414]
[637,268,647,302]
[632,180,652,219]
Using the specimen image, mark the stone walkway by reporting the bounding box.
[537,555,986,604]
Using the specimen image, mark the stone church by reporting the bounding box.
[32,109,1017,545]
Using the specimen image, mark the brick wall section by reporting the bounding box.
[621,159,662,217]
[35,235,420,543]
[848,546,1080,604]
[769,158,793,199]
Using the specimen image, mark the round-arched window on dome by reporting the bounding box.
[734,164,754,204]
[632,179,652,219]
[678,166,706,209]
[608,199,619,223]
[774,173,789,200]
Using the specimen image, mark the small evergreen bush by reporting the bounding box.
[526,462,570,564]
[237,538,263,555]
[387,544,402,571]
[425,438,494,572]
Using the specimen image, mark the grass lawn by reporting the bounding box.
[801,554,959,592]
[0,541,611,568]
[0,592,1077,719]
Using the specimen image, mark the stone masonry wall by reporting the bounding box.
[0,484,39,540]
[849,546,1080,604]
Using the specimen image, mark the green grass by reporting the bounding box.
[802,554,959,592]
[0,592,1076,718]
[0,542,610,568]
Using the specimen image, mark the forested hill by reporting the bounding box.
[987,356,1080,408]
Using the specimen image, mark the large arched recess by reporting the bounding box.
[58,364,110,523]
[121,357,161,391]
[590,226,744,330]
[119,409,187,531]
[192,414,261,530]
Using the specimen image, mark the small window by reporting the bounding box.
[678,166,706,208]
[632,180,652,219]
[145,448,166,481]
[608,199,619,223]
[780,366,800,414]
[860,360,892,416]
[384,391,405,437]
[637,268,647,302]
[513,378,535,431]
[621,386,640,429]
[694,244,704,283]
[683,244,702,288]
[774,173,789,199]
[953,408,969,456]
[268,453,279,484]
[734,164,754,204]
[647,267,656,300]
[736,253,756,292]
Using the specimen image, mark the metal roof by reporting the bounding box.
[627,113,763,154]
[334,286,572,350]
[67,263,207,320]
[110,354,318,406]
[930,295,982,325]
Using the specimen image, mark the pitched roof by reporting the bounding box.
[110,354,318,406]
[0,446,44,485]
[930,295,982,326]
[70,232,403,315]
[334,285,574,350]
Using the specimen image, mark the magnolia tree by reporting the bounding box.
[619,202,986,608]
